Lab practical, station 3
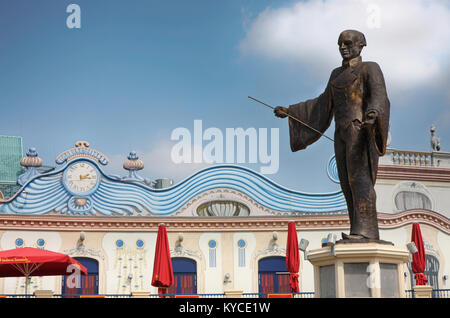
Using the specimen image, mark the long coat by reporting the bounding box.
[287,56,390,186]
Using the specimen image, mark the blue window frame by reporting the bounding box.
[258,256,290,295]
[168,258,197,295]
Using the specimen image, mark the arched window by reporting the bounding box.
[393,181,433,212]
[408,254,440,297]
[62,257,99,297]
[258,256,289,296]
[395,191,432,211]
[197,201,250,216]
[168,258,197,295]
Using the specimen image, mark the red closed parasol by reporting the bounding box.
[151,224,174,296]
[0,247,87,295]
[286,221,300,293]
[411,223,428,285]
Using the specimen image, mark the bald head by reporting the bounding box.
[338,30,366,61]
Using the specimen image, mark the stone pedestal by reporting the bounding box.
[131,291,150,298]
[33,290,54,298]
[413,285,433,298]
[307,242,409,298]
[224,290,243,298]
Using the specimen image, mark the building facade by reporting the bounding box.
[0,140,449,296]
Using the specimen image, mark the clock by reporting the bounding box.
[63,161,100,196]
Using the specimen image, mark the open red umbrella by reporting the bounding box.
[286,221,300,293]
[151,224,174,296]
[0,247,87,295]
[411,223,428,285]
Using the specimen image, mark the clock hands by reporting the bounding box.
[79,174,94,180]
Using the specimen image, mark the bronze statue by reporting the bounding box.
[274,30,390,241]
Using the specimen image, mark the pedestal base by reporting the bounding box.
[131,291,150,298]
[307,242,409,298]
[413,285,433,298]
[33,290,54,298]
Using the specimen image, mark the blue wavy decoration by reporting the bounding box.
[0,159,346,216]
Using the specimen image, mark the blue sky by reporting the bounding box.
[0,0,449,193]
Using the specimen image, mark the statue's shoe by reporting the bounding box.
[341,232,365,240]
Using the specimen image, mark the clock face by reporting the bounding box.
[63,161,100,195]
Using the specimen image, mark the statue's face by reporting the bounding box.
[338,32,363,60]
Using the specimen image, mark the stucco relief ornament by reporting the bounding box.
[255,232,286,258]
[55,141,109,166]
[63,232,105,260]
[170,235,202,260]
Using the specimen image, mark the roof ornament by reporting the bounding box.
[121,151,151,185]
[18,148,43,186]
[55,141,109,165]
[430,125,441,152]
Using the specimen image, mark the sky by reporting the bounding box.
[0,0,449,193]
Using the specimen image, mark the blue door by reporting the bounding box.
[62,257,99,296]
[258,256,290,295]
[168,258,197,295]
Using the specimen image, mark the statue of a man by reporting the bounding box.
[275,30,390,241]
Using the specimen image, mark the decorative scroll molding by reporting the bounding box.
[170,246,202,260]
[0,209,448,234]
[63,245,105,260]
[255,242,286,259]
[378,164,450,182]
[63,241,105,260]
[55,141,109,165]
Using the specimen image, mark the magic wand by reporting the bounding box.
[248,96,335,143]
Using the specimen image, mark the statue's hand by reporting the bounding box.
[274,106,289,118]
[364,110,378,125]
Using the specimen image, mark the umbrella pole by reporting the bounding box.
[25,275,29,297]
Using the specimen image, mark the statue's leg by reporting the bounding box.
[334,131,357,235]
[346,125,379,240]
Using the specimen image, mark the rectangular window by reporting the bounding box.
[238,248,245,267]
[209,249,216,267]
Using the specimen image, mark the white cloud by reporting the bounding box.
[240,0,450,92]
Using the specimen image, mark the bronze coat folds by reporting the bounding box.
[287,53,390,240]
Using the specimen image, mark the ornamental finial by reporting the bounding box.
[18,147,43,185]
[20,147,43,168]
[123,151,144,171]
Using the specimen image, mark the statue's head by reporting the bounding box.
[338,30,366,61]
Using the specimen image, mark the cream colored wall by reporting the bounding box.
[199,232,223,293]
[232,232,256,293]
[376,179,450,218]
[102,232,157,294]
[375,181,396,213]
